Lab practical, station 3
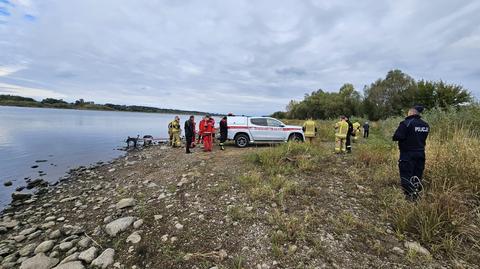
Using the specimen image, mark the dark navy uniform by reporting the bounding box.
[184,118,195,153]
[346,119,354,153]
[219,117,228,150]
[363,122,370,138]
[392,114,429,199]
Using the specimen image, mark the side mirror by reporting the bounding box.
[280,124,285,127]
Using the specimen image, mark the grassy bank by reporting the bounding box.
[245,106,480,266]
[355,106,480,263]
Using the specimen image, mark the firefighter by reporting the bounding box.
[352,121,361,142]
[202,115,215,152]
[363,122,370,138]
[197,116,206,145]
[393,105,429,201]
[168,116,181,147]
[219,116,228,150]
[334,116,349,153]
[302,117,317,143]
[345,116,354,153]
[184,115,195,154]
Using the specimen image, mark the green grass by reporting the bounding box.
[239,106,480,266]
[353,106,480,263]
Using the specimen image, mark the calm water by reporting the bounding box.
[0,106,203,207]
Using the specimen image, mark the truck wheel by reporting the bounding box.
[235,134,249,148]
[289,133,303,142]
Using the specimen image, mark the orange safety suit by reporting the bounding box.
[202,119,215,152]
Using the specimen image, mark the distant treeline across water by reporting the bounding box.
[0,94,221,116]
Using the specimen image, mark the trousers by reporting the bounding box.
[203,133,212,152]
[185,135,193,153]
[399,151,426,196]
[346,134,352,152]
[170,131,181,147]
[335,136,346,153]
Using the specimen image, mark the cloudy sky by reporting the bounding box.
[0,0,479,115]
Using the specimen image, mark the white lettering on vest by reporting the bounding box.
[415,127,429,132]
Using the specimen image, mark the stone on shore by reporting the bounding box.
[12,192,32,201]
[77,237,91,249]
[78,246,98,263]
[105,217,135,236]
[19,227,37,236]
[126,231,141,244]
[133,219,143,229]
[49,230,62,239]
[0,219,19,229]
[53,261,85,269]
[19,253,59,269]
[59,252,79,264]
[34,240,56,254]
[115,198,136,209]
[59,241,74,252]
[19,243,37,256]
[404,241,430,256]
[91,248,115,268]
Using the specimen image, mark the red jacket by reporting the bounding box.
[199,119,206,136]
[203,119,215,134]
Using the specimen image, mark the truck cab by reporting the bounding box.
[227,116,304,148]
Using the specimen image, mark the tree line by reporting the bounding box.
[0,95,219,115]
[272,70,473,120]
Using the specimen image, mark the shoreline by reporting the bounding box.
[0,104,223,117]
[0,142,469,268]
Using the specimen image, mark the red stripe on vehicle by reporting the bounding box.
[227,126,302,131]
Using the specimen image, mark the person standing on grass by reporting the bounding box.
[197,116,206,145]
[168,116,181,147]
[201,115,215,152]
[345,116,354,153]
[303,117,317,143]
[334,116,349,153]
[352,121,361,142]
[363,121,370,138]
[184,115,195,154]
[393,105,429,201]
[219,116,228,150]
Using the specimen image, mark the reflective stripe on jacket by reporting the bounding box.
[335,120,349,138]
[168,120,181,133]
[303,120,316,137]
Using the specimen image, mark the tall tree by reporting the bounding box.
[363,70,417,120]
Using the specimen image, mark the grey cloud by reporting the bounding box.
[276,67,307,77]
[0,0,479,115]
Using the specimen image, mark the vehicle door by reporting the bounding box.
[249,118,269,141]
[266,118,287,140]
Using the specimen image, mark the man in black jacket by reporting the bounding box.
[363,122,370,138]
[393,105,429,201]
[345,116,354,153]
[184,115,195,154]
[219,116,228,150]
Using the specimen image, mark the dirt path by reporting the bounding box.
[0,144,450,268]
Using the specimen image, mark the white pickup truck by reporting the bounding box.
[227,116,305,148]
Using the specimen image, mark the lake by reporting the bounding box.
[0,106,207,207]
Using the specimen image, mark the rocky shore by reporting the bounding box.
[0,143,464,268]
[1,154,129,268]
[0,145,249,269]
